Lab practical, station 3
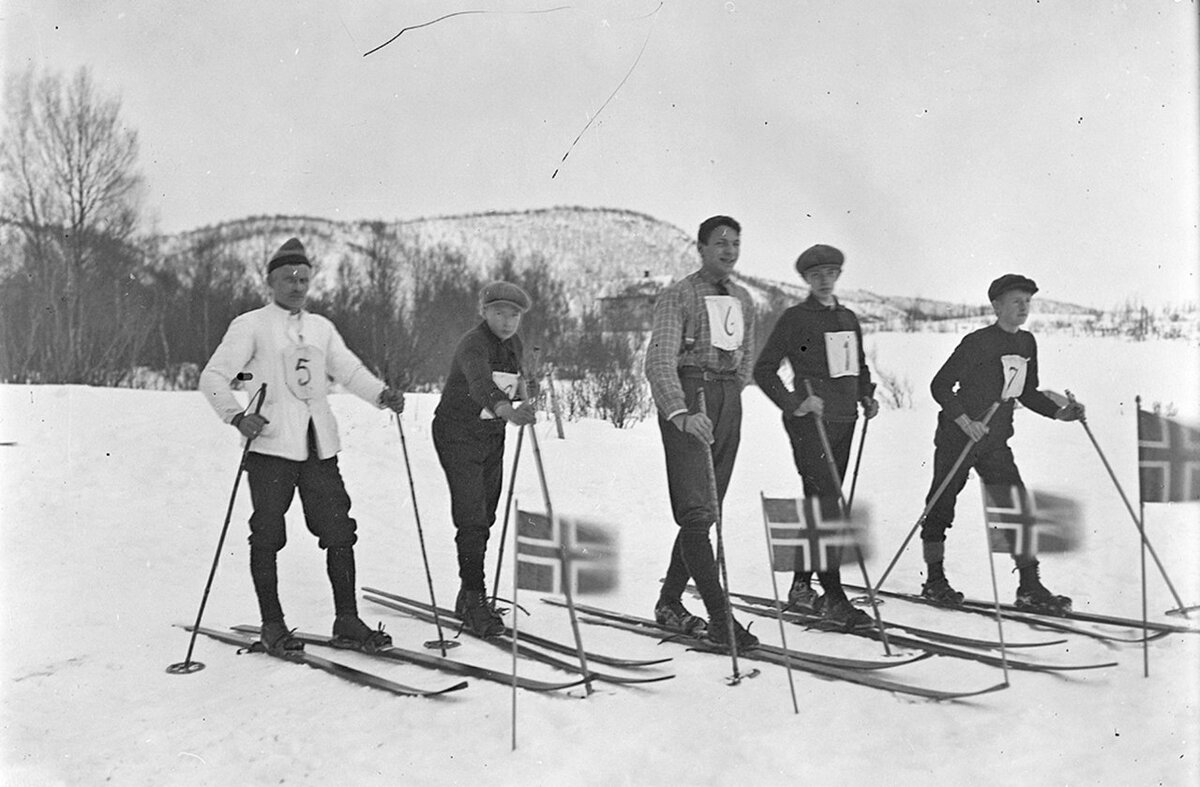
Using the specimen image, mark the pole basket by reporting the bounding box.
[725,667,761,686]
[423,639,460,651]
[166,660,206,675]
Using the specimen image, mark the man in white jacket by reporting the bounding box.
[199,237,406,654]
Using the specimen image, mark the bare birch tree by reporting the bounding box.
[0,65,149,382]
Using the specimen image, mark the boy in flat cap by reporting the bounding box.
[644,215,758,651]
[917,273,1085,613]
[432,281,537,637]
[754,244,880,630]
[200,237,407,654]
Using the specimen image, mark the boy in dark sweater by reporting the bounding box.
[754,244,879,630]
[919,273,1085,613]
[432,281,537,637]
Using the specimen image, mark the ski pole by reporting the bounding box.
[528,417,594,696]
[802,381,890,655]
[519,347,594,694]
[845,415,869,514]
[695,388,747,684]
[873,400,1002,592]
[976,480,1011,686]
[395,416,457,654]
[490,347,542,604]
[168,382,266,675]
[489,424,525,605]
[759,492,799,713]
[1066,390,1190,618]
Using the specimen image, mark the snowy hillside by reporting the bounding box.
[149,208,699,314]
[1,333,1198,786]
[145,209,1132,331]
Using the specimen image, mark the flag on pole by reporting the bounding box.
[761,496,869,572]
[982,484,1080,557]
[1137,409,1200,503]
[515,510,617,594]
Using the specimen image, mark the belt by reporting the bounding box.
[678,366,739,381]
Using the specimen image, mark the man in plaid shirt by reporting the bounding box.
[644,215,758,651]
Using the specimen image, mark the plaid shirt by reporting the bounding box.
[644,269,756,419]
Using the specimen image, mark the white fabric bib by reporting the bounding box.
[824,331,860,379]
[999,354,1028,400]
[704,295,744,352]
[284,344,326,401]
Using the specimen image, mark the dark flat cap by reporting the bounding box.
[795,244,844,275]
[988,273,1038,301]
[479,280,531,312]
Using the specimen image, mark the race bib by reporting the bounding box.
[824,331,860,379]
[704,295,744,352]
[284,344,326,401]
[481,371,521,419]
[999,355,1028,400]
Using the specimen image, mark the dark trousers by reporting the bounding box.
[658,376,742,619]
[784,414,855,498]
[783,415,856,590]
[432,416,506,592]
[921,424,1023,543]
[244,434,359,623]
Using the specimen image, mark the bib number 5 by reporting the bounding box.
[285,344,325,401]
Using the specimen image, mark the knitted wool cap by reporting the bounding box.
[795,244,844,275]
[987,273,1038,301]
[267,237,311,274]
[479,281,532,313]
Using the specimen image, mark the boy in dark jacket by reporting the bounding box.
[433,281,537,637]
[919,274,1084,613]
[754,244,879,630]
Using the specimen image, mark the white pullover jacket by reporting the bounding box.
[199,302,386,460]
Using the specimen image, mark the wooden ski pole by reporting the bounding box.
[1066,390,1190,617]
[760,492,799,713]
[695,388,751,684]
[545,365,565,439]
[976,480,1011,686]
[802,381,890,655]
[492,346,542,603]
[489,424,525,605]
[511,496,521,750]
[528,419,594,696]
[873,400,1002,592]
[168,383,267,675]
[395,417,457,654]
[846,415,868,513]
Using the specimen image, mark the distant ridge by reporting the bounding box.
[151,207,1100,321]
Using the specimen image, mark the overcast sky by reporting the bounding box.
[3,0,1197,308]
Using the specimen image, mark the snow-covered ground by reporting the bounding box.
[2,333,1197,786]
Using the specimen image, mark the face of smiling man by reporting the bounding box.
[698,224,740,280]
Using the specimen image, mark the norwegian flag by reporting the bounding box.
[1138,410,1200,503]
[761,496,868,573]
[515,510,617,595]
[982,484,1080,557]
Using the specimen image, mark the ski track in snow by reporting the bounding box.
[1,333,1197,785]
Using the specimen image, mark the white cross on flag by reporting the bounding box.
[762,496,869,573]
[1138,409,1200,503]
[982,484,1080,558]
[516,510,618,595]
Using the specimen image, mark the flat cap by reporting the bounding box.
[987,273,1038,301]
[479,280,531,313]
[795,244,844,275]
